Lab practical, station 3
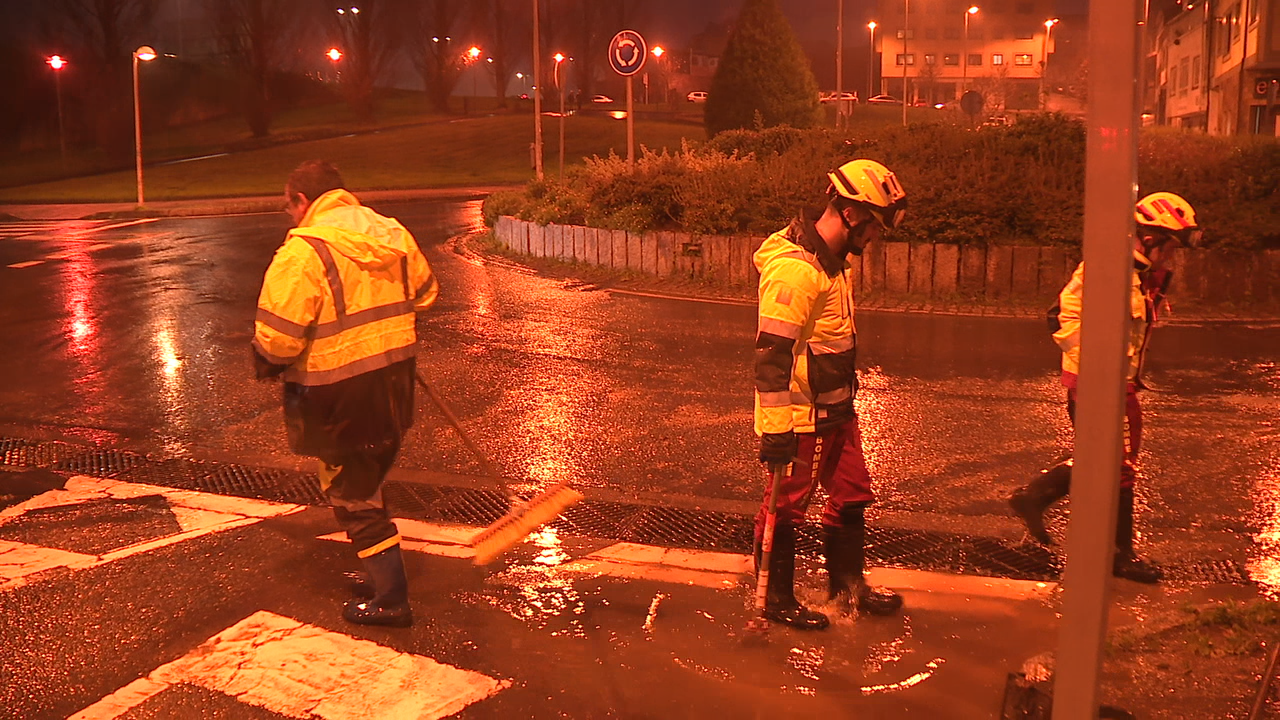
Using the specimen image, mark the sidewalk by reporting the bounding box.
[0,185,515,221]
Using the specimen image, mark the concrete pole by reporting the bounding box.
[902,0,909,126]
[533,0,544,180]
[836,0,844,128]
[1050,0,1141,716]
[133,53,145,208]
[626,76,635,171]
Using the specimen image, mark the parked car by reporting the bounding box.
[820,91,858,103]
[686,91,708,103]
[866,94,902,105]
[592,94,614,104]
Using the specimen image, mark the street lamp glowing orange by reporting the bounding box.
[132,46,157,207]
[651,46,665,58]
[962,6,980,94]
[867,22,877,100]
[468,46,481,60]
[326,48,343,62]
[47,56,68,160]
[47,55,67,70]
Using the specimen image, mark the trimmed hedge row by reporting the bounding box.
[483,115,1280,250]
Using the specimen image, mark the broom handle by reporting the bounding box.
[753,463,785,616]
[414,370,515,501]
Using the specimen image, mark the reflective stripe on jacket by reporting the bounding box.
[754,214,857,436]
[1049,252,1152,381]
[252,189,438,386]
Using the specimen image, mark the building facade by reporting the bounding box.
[874,0,1058,110]
[1147,0,1279,135]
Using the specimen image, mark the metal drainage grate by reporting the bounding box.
[0,435,1248,586]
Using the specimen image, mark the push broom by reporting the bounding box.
[415,372,583,565]
[744,463,786,641]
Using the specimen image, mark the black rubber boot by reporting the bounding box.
[342,544,413,627]
[825,505,902,617]
[1112,487,1162,584]
[1009,462,1073,545]
[343,570,375,599]
[759,521,829,630]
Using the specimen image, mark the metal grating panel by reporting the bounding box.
[0,435,1250,586]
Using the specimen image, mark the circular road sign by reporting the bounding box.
[609,30,647,76]
[960,90,984,117]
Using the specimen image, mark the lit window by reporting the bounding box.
[992,53,1005,65]
[895,53,917,65]
[924,53,936,65]
[943,54,960,65]
[1014,53,1033,66]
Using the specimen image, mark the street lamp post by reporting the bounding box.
[867,22,877,100]
[962,6,979,97]
[651,46,667,105]
[903,0,910,127]
[46,55,68,161]
[132,45,156,209]
[533,0,543,180]
[468,45,481,112]
[554,52,566,179]
[835,0,844,128]
[1041,18,1059,110]
[326,47,343,83]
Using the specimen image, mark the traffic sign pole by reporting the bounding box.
[608,30,646,173]
[627,77,635,171]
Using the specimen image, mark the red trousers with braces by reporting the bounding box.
[753,415,876,542]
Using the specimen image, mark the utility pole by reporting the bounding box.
[903,0,910,126]
[836,0,844,128]
[1051,0,1141,716]
[533,0,544,180]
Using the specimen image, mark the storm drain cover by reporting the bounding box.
[0,494,182,555]
[0,435,1254,586]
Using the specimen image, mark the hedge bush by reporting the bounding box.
[484,115,1280,250]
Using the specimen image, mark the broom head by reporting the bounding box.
[470,483,585,565]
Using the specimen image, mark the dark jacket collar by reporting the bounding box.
[788,207,844,277]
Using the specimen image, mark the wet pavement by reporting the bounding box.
[0,200,1277,717]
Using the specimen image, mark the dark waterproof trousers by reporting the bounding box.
[1063,370,1142,488]
[753,415,876,543]
[319,441,401,557]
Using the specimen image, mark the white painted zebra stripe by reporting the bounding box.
[0,475,305,591]
[70,610,510,720]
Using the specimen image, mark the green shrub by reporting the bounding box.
[483,116,1279,250]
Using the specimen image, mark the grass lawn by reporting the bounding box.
[0,113,704,203]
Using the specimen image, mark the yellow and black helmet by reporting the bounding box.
[1135,191,1202,246]
[827,159,908,229]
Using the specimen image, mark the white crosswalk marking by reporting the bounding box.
[70,611,511,720]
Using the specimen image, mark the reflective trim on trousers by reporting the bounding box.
[1064,377,1142,489]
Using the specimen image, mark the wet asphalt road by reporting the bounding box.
[0,203,1277,580]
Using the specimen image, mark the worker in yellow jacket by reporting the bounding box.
[1010,192,1201,584]
[753,159,907,629]
[253,160,438,626]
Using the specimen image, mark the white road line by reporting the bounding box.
[70,610,511,720]
[0,475,305,592]
[6,260,43,269]
[606,288,755,307]
[318,521,1060,598]
[80,218,159,234]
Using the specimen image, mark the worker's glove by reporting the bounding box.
[759,431,798,466]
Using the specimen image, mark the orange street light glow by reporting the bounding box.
[868,20,878,30]
[651,46,665,58]
[553,53,565,63]
[1045,17,1059,27]
[468,46,481,59]
[135,46,157,61]
[968,5,979,14]
[47,55,67,70]
[326,48,343,62]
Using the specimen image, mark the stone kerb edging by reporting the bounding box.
[493,216,1280,305]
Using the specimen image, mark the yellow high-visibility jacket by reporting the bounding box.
[253,189,438,386]
[1049,251,1153,381]
[754,212,858,436]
